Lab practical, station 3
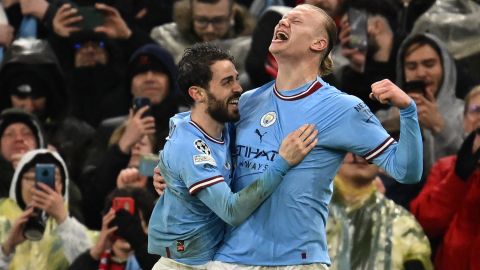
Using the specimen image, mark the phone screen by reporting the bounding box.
[347,8,368,51]
[35,164,56,189]
[139,154,159,177]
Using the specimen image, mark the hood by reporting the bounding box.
[0,38,69,122]
[174,0,255,43]
[0,108,46,148]
[9,149,69,210]
[396,32,459,108]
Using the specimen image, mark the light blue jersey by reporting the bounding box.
[215,77,422,265]
[148,112,292,265]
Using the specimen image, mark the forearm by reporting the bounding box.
[54,216,92,263]
[378,102,423,183]
[198,157,290,226]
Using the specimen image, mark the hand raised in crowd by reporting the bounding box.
[339,16,366,73]
[153,167,166,196]
[1,207,34,256]
[0,24,14,48]
[90,208,117,260]
[116,167,147,189]
[278,124,318,166]
[30,182,67,224]
[19,0,48,19]
[110,209,146,250]
[370,79,412,109]
[409,90,444,134]
[118,106,155,154]
[94,3,131,39]
[52,4,82,37]
[1,0,19,8]
[455,131,480,181]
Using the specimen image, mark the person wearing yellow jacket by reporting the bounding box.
[0,149,92,269]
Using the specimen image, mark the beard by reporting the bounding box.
[205,90,240,123]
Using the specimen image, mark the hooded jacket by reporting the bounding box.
[0,108,46,198]
[150,0,255,78]
[376,33,464,174]
[0,149,92,270]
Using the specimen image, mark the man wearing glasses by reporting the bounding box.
[151,0,255,84]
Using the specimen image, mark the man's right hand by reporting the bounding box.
[52,4,82,37]
[279,124,318,166]
[455,131,480,181]
[90,208,117,260]
[94,3,131,39]
[118,106,155,154]
[2,207,34,256]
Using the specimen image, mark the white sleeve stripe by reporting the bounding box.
[189,176,224,195]
[364,137,396,161]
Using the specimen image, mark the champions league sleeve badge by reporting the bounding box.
[194,139,211,155]
[260,111,277,127]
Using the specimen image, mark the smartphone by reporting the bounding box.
[132,97,152,118]
[75,6,105,30]
[35,164,56,189]
[404,80,426,95]
[139,154,159,177]
[347,7,368,51]
[112,197,135,215]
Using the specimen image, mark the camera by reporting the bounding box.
[404,80,426,95]
[23,164,56,241]
[73,6,105,31]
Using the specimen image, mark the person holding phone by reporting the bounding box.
[69,187,159,270]
[0,149,91,270]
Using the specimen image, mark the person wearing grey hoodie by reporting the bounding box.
[0,149,92,269]
[377,33,464,176]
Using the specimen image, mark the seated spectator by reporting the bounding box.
[69,187,158,270]
[0,149,91,269]
[327,152,433,270]
[0,38,96,186]
[0,108,45,198]
[377,33,464,174]
[150,0,255,84]
[411,85,480,270]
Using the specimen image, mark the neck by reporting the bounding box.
[274,54,320,90]
[335,174,375,208]
[190,106,224,139]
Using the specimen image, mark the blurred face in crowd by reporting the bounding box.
[74,41,109,68]
[131,70,170,105]
[192,0,233,42]
[464,91,480,134]
[1,123,37,162]
[10,95,46,116]
[404,44,443,97]
[129,135,154,168]
[204,60,242,123]
[21,167,63,205]
[338,153,379,185]
[305,0,341,16]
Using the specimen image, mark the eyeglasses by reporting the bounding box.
[193,15,230,28]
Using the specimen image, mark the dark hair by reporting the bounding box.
[190,0,233,10]
[178,43,234,105]
[400,34,443,86]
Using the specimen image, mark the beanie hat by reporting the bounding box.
[0,108,45,148]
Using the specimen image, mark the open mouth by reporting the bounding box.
[274,31,289,41]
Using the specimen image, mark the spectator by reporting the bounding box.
[411,85,480,270]
[377,33,464,174]
[0,149,92,269]
[0,38,96,186]
[335,0,401,113]
[327,152,433,270]
[69,187,158,270]
[0,108,45,198]
[150,0,255,83]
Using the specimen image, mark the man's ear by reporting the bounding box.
[310,38,328,52]
[188,86,205,103]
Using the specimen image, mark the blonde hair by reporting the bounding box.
[464,85,480,115]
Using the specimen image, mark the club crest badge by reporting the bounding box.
[260,112,277,127]
[194,139,211,155]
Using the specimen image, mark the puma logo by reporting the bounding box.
[255,129,267,142]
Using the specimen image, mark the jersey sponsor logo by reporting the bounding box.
[235,145,278,172]
[354,102,374,121]
[254,129,267,142]
[194,139,211,155]
[193,154,217,166]
[260,111,277,127]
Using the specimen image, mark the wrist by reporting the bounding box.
[2,241,14,256]
[118,139,132,154]
[54,210,68,224]
[89,245,103,260]
[32,1,49,20]
[119,27,132,40]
